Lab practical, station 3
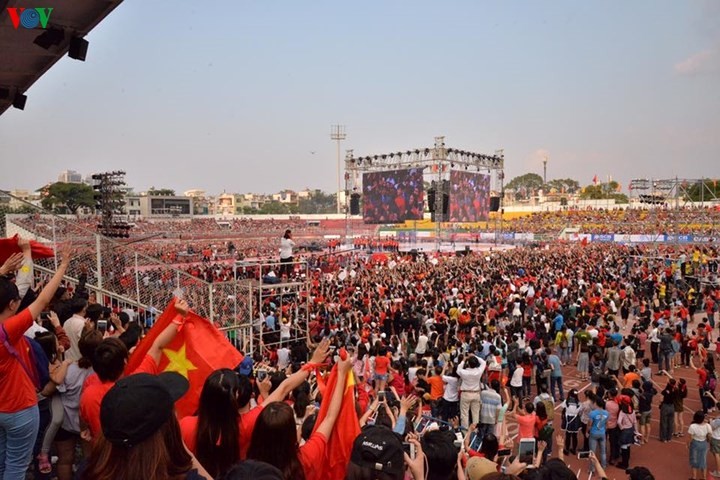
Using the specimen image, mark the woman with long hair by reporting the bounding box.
[81,373,211,480]
[182,340,336,476]
[247,354,352,480]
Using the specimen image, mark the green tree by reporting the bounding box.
[259,201,298,214]
[546,178,580,194]
[40,182,94,214]
[579,181,628,204]
[684,180,720,202]
[298,190,337,214]
[147,187,176,196]
[505,173,544,200]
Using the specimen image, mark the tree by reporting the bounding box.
[684,180,720,202]
[259,201,298,215]
[505,173,544,200]
[579,181,628,204]
[40,182,94,214]
[298,190,337,214]
[147,187,176,196]
[546,178,580,194]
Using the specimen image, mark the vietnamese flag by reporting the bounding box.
[312,349,360,480]
[125,298,244,418]
[0,234,54,265]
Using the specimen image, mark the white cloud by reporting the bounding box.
[674,48,720,76]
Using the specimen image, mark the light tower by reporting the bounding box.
[543,155,548,186]
[330,125,347,214]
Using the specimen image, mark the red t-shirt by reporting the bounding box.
[697,368,708,389]
[79,354,158,439]
[375,356,390,375]
[298,431,328,480]
[516,413,536,440]
[0,309,36,413]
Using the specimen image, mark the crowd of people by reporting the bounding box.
[497,206,720,235]
[5,227,720,480]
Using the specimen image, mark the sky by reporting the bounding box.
[1,0,719,196]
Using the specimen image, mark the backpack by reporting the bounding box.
[540,395,555,423]
[705,372,717,392]
[563,401,582,432]
[0,325,50,391]
[560,334,568,349]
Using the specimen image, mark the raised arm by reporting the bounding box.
[315,355,352,439]
[264,339,331,404]
[26,243,72,320]
[147,298,190,365]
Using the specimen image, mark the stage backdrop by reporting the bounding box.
[362,168,424,224]
[448,171,490,222]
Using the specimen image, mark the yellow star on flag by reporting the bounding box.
[162,344,198,378]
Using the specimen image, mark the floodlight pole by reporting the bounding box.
[331,125,347,214]
[543,155,548,186]
[433,136,446,251]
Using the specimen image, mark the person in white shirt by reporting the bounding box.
[510,364,524,409]
[457,354,486,428]
[415,330,429,356]
[441,367,460,421]
[688,411,713,480]
[709,414,720,477]
[279,230,295,277]
[64,299,88,362]
[277,346,291,370]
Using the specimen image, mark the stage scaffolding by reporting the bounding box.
[227,259,311,354]
[344,136,505,249]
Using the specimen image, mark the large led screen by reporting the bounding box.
[448,171,490,222]
[362,168,424,224]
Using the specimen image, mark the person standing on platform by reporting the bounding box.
[279,230,295,278]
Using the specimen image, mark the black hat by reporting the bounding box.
[219,460,283,480]
[350,425,404,476]
[100,372,188,448]
[626,466,654,480]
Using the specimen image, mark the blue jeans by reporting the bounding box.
[550,376,564,401]
[0,405,40,480]
[588,432,606,472]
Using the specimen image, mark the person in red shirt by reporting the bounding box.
[247,354,353,480]
[374,347,391,393]
[0,241,70,479]
[80,299,191,441]
[180,340,335,476]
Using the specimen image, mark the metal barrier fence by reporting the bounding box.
[1,196,253,343]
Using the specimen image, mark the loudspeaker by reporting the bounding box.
[350,193,361,215]
[490,196,500,212]
[68,37,89,61]
[12,93,27,110]
[442,193,449,214]
[427,189,436,213]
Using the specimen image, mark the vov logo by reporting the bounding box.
[7,7,54,29]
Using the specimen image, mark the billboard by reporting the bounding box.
[448,171,490,222]
[362,168,424,224]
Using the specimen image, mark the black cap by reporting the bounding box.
[350,426,404,476]
[219,460,284,480]
[626,466,654,480]
[100,372,188,448]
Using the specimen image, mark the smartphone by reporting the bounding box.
[97,320,108,334]
[415,417,431,434]
[454,431,465,450]
[497,448,512,457]
[40,311,50,320]
[518,438,536,465]
[402,442,416,459]
[577,451,591,459]
[257,369,268,381]
[468,432,483,452]
[377,391,386,401]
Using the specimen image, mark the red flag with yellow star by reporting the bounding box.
[125,299,244,418]
[312,349,360,480]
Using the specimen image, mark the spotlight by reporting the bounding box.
[12,93,27,110]
[34,27,64,50]
[68,37,88,61]
[424,148,430,154]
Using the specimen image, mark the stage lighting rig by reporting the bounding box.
[92,170,132,239]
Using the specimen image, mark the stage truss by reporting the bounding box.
[343,136,505,248]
